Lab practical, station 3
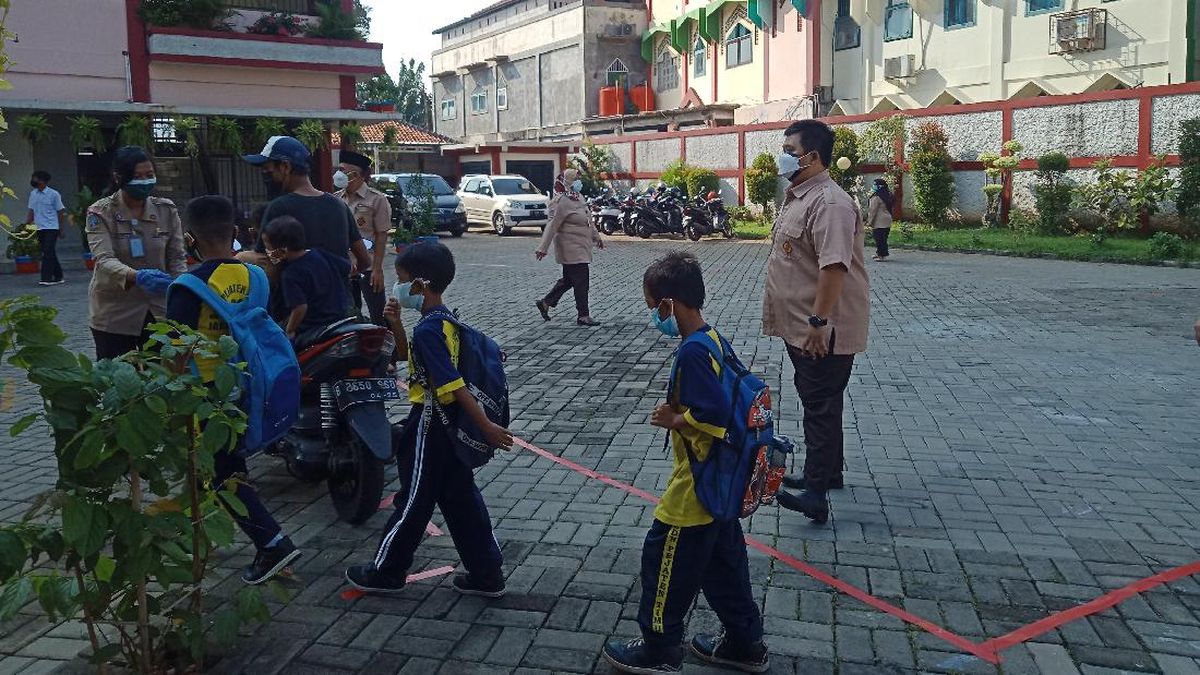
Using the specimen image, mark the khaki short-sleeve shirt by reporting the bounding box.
[337,184,392,243]
[762,171,870,355]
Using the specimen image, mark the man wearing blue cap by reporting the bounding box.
[243,136,371,316]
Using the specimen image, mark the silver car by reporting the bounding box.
[457,174,550,236]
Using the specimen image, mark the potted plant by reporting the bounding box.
[407,174,440,245]
[248,11,305,36]
[305,0,365,40]
[116,114,153,148]
[69,115,106,153]
[18,114,52,147]
[4,224,41,274]
[295,119,328,151]
[138,0,232,30]
[72,187,97,270]
[391,222,415,254]
[208,116,244,155]
[338,122,363,150]
[253,117,287,146]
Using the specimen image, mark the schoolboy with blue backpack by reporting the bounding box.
[603,252,788,675]
[165,196,302,585]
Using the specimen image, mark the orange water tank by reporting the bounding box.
[599,86,623,117]
[630,84,655,113]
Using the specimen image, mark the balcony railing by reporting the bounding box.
[227,0,319,15]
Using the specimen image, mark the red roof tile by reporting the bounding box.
[332,120,453,147]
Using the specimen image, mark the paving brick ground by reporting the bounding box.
[1,232,1199,674]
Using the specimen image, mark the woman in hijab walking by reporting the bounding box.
[535,169,604,327]
[866,178,894,262]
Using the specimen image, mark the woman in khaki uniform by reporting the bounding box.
[534,169,605,327]
[86,146,188,359]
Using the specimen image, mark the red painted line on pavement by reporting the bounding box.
[979,559,1200,656]
[340,565,457,601]
[512,437,999,663]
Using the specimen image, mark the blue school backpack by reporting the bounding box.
[168,264,300,454]
[671,329,789,521]
[418,309,510,469]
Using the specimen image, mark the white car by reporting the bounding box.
[457,174,550,236]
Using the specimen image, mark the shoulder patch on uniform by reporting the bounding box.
[85,213,102,232]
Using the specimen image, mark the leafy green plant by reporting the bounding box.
[1078,157,1176,240]
[1148,232,1185,260]
[860,115,907,184]
[0,299,272,673]
[381,125,399,147]
[829,126,860,191]
[252,118,287,146]
[138,0,230,30]
[907,121,954,224]
[726,205,753,222]
[338,122,363,150]
[1175,118,1200,236]
[571,142,614,195]
[117,114,153,149]
[69,115,106,152]
[18,114,51,147]
[685,168,720,200]
[173,117,201,158]
[745,153,779,221]
[3,223,39,259]
[247,11,305,36]
[305,0,365,40]
[405,174,438,237]
[660,159,690,192]
[294,119,328,152]
[1032,152,1073,234]
[207,117,243,156]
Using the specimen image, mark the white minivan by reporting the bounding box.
[457,174,550,236]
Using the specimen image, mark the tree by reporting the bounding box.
[358,59,433,129]
[571,143,614,195]
[908,121,955,224]
[829,126,860,191]
[746,153,780,220]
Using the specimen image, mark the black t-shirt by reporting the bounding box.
[280,249,352,333]
[256,192,361,259]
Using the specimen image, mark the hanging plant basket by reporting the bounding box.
[117,114,153,148]
[14,256,39,274]
[69,115,107,153]
[18,114,53,147]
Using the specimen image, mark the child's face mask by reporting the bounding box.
[392,280,426,310]
[649,300,680,338]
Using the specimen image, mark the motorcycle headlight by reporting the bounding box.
[454,202,466,214]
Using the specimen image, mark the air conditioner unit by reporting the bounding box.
[884,55,916,80]
[1052,9,1106,54]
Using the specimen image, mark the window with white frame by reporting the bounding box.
[725,24,753,68]
[440,98,457,121]
[606,58,629,87]
[655,49,679,91]
[693,36,707,76]
[471,87,488,115]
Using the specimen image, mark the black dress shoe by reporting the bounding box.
[776,489,830,524]
[576,317,601,327]
[536,300,551,321]
[781,474,844,490]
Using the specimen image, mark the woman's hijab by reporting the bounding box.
[873,179,894,210]
[553,169,581,201]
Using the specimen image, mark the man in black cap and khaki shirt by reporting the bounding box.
[335,150,392,325]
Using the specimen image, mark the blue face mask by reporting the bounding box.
[393,281,424,310]
[571,179,583,193]
[649,304,680,338]
[123,178,156,201]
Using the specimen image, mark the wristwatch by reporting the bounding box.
[808,315,828,328]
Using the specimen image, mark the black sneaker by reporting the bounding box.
[241,537,301,585]
[776,489,830,524]
[601,637,683,674]
[344,564,406,594]
[691,633,769,673]
[451,573,506,598]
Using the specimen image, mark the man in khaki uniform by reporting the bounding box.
[762,119,870,524]
[335,150,391,325]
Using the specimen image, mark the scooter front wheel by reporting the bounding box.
[685,224,703,242]
[328,429,386,525]
[636,221,653,239]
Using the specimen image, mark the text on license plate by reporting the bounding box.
[332,377,401,410]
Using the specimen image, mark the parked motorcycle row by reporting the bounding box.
[586,184,734,242]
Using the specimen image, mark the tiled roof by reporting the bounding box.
[332,120,453,147]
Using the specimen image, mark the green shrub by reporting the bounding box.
[726,205,754,221]
[686,168,720,199]
[1148,232,1186,260]
[746,152,779,216]
[829,126,860,190]
[908,122,955,224]
[1033,152,1073,234]
[660,160,690,192]
[1037,151,1070,174]
[1176,118,1200,236]
[139,0,230,29]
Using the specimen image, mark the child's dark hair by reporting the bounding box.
[185,195,236,245]
[396,241,455,293]
[644,251,705,309]
[261,215,307,251]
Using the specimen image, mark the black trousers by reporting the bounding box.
[38,230,62,283]
[213,449,281,551]
[786,343,855,492]
[351,272,387,326]
[873,227,891,258]
[637,518,763,650]
[92,312,155,360]
[371,406,503,581]
[543,263,590,317]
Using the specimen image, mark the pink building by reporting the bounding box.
[1,0,386,249]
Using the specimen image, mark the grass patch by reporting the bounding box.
[890,225,1199,265]
[734,220,772,240]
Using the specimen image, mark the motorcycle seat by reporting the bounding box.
[297,317,382,349]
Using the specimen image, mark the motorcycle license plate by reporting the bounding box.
[332,377,401,411]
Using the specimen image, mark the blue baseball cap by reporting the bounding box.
[243,136,311,169]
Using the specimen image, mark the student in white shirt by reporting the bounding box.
[26,170,67,286]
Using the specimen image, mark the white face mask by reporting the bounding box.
[571,179,583,193]
[333,170,350,190]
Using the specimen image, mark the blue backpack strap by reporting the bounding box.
[245,264,268,310]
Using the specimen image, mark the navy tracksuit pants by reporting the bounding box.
[213,449,282,551]
[372,405,503,581]
[637,518,763,650]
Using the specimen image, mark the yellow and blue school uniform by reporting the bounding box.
[165,259,282,552]
[637,325,764,651]
[371,305,503,582]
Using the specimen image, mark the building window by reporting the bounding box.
[1026,0,1063,14]
[693,37,707,77]
[945,0,975,27]
[471,88,489,115]
[834,0,860,50]
[725,24,753,68]
[607,58,629,87]
[884,0,913,40]
[656,51,679,90]
[440,98,457,121]
[497,86,509,110]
